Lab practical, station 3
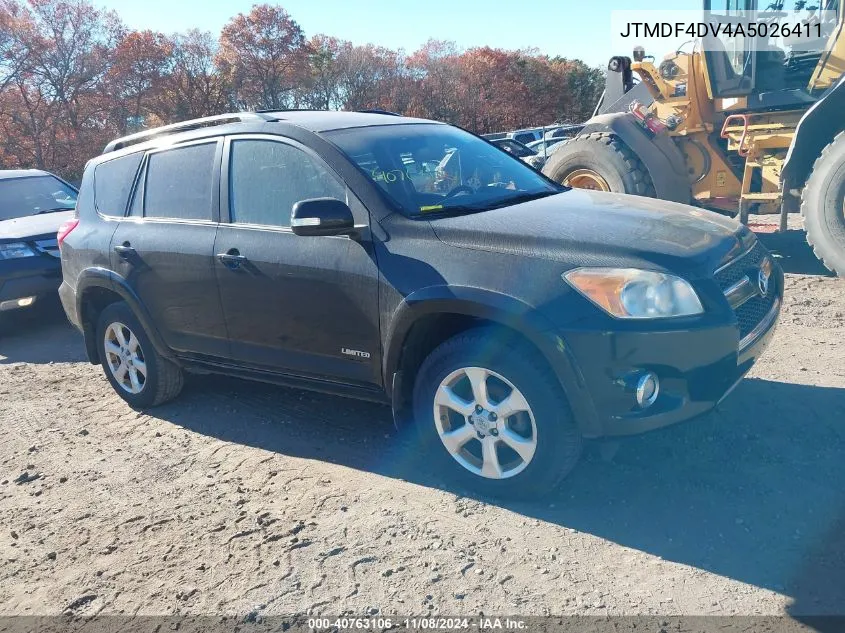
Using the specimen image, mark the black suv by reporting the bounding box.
[59,111,782,496]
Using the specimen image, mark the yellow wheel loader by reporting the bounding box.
[543,0,845,275]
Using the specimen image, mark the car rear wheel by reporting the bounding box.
[96,302,183,408]
[412,328,582,498]
[543,132,655,197]
[802,130,845,277]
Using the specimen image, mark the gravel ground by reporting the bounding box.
[0,222,843,619]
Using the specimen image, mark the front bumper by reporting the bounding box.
[546,294,781,439]
[0,256,62,311]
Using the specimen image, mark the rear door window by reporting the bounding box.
[144,142,217,221]
[94,152,143,217]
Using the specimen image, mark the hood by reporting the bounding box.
[0,210,74,242]
[430,189,753,275]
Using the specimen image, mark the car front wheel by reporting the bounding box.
[412,329,582,498]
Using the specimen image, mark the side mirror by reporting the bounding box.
[290,198,355,237]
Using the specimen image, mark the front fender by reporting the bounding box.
[782,73,845,194]
[383,286,600,435]
[76,268,175,362]
[581,113,692,204]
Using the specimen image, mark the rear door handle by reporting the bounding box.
[217,249,247,269]
[113,244,136,259]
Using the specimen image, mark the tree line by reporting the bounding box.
[0,0,605,182]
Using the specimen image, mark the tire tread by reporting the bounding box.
[96,302,184,408]
[549,132,656,197]
[801,130,845,277]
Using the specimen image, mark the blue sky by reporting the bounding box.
[97,0,702,68]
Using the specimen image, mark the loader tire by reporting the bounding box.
[542,132,655,197]
[802,131,845,277]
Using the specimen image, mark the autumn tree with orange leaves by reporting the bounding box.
[217,4,309,110]
[0,1,604,181]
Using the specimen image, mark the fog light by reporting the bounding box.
[0,296,35,311]
[635,371,659,409]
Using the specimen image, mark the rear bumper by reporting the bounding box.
[58,280,82,330]
[545,296,781,439]
[0,257,62,311]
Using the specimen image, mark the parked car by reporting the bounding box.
[527,138,566,156]
[506,128,544,145]
[545,124,585,140]
[59,111,782,497]
[490,138,546,169]
[0,169,78,314]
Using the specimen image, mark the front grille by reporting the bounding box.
[714,243,767,292]
[735,294,776,340]
[715,242,776,340]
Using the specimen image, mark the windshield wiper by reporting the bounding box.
[417,190,559,218]
[417,204,480,218]
[474,190,559,211]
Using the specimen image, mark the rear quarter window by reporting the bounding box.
[93,153,144,217]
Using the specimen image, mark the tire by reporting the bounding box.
[412,328,582,499]
[542,132,656,197]
[802,131,845,277]
[95,301,183,408]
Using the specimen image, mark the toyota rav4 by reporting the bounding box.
[58,111,782,497]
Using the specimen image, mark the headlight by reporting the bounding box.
[563,268,704,319]
[0,242,38,260]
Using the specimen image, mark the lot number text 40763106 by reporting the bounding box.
[307,617,527,630]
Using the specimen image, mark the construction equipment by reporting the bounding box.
[543,0,845,276]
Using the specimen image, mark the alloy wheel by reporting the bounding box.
[104,322,147,395]
[432,366,537,479]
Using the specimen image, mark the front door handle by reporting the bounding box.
[217,249,247,269]
[113,243,136,259]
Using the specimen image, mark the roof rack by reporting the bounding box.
[357,109,401,116]
[254,108,327,114]
[102,112,279,154]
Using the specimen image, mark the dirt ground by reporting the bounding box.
[1,221,843,619]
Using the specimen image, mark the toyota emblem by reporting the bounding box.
[758,258,772,297]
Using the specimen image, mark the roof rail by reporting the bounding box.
[357,109,401,116]
[254,108,327,114]
[102,112,279,154]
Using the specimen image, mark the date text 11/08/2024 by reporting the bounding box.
[307,617,528,630]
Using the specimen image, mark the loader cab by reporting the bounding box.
[702,0,841,104]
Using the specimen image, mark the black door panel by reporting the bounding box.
[215,136,381,385]
[214,227,380,384]
[111,221,227,357]
[109,139,228,358]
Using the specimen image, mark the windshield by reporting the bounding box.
[704,0,841,95]
[324,123,562,218]
[0,175,78,221]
